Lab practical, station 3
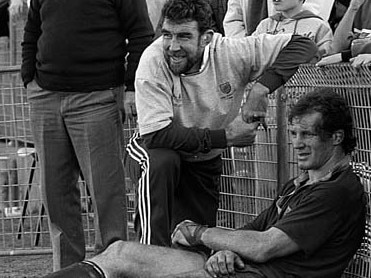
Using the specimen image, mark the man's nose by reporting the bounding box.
[169,37,181,51]
[292,136,305,149]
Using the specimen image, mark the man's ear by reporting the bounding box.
[200,29,214,47]
[332,130,344,146]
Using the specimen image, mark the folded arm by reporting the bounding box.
[331,0,365,53]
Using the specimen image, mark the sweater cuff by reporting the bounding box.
[21,66,35,89]
[210,129,227,149]
[341,50,352,62]
[257,71,284,93]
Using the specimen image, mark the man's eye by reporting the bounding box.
[303,132,317,138]
[178,35,192,40]
[289,131,297,137]
[162,33,172,39]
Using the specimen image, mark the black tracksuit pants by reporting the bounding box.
[126,134,222,246]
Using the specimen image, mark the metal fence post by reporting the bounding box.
[276,87,289,192]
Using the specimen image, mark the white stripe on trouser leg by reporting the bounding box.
[138,164,151,244]
[126,132,151,245]
[126,133,150,244]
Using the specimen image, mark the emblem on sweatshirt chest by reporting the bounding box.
[219,82,232,98]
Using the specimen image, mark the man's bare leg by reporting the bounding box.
[91,241,211,278]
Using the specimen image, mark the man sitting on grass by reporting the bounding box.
[43,88,366,278]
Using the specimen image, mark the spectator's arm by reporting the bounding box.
[331,0,365,53]
[314,22,334,57]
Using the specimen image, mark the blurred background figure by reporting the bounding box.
[251,0,333,57]
[8,0,29,18]
[224,0,335,37]
[331,0,370,53]
[146,0,167,33]
[316,0,371,67]
[208,0,229,35]
[267,0,335,21]
[328,0,350,31]
[224,0,269,37]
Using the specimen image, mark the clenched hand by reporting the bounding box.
[225,116,259,147]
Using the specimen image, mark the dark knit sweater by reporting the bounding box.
[21,0,154,92]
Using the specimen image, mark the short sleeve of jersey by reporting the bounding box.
[274,186,346,257]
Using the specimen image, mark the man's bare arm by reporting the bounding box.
[172,221,300,263]
[201,226,300,263]
[331,0,366,53]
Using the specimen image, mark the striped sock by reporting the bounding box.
[81,260,106,278]
[42,260,106,278]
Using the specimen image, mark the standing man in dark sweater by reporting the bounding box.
[21,0,154,271]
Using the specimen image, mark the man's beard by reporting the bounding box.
[165,49,203,75]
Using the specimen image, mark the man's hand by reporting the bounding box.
[241,82,269,126]
[316,53,342,67]
[171,220,208,247]
[123,90,137,120]
[350,54,371,68]
[205,250,245,278]
[225,116,259,147]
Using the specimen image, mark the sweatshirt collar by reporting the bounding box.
[294,156,351,188]
[270,10,322,21]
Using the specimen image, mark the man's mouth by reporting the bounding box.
[170,56,185,63]
[297,153,310,160]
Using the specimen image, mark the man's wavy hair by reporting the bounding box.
[161,0,213,33]
[288,88,357,154]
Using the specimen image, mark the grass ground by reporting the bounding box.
[0,251,99,278]
[0,254,53,277]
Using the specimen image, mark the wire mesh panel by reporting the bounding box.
[0,37,10,68]
[217,87,280,229]
[0,66,31,143]
[285,63,371,278]
[122,119,139,230]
